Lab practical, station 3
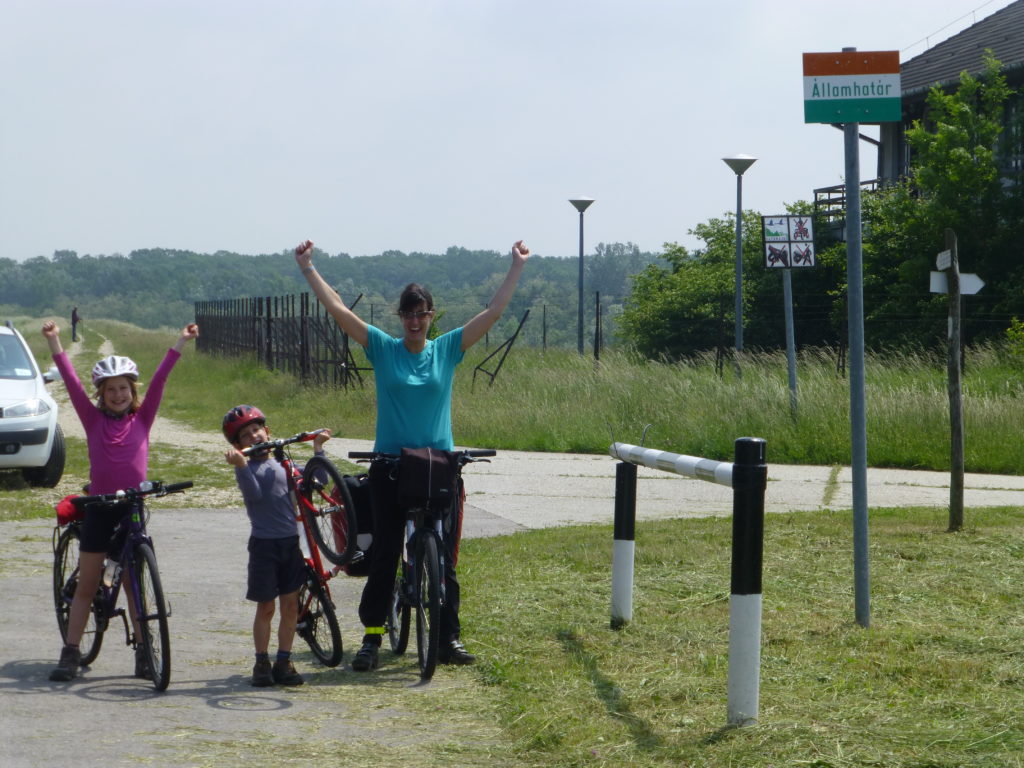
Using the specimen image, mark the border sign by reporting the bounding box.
[803,50,901,124]
[761,215,816,268]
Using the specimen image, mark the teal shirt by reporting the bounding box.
[365,325,465,454]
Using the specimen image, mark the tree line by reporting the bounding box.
[0,242,659,350]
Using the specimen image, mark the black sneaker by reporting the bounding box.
[438,639,476,665]
[49,645,81,682]
[134,646,152,680]
[352,642,380,671]
[251,658,274,687]
[272,659,304,686]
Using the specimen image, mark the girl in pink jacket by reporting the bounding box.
[43,320,198,682]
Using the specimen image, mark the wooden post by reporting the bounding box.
[946,228,964,532]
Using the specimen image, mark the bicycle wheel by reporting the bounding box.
[52,525,105,666]
[301,455,358,567]
[386,568,410,655]
[134,543,171,691]
[414,533,441,680]
[296,573,343,667]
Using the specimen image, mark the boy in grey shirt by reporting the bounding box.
[222,404,331,687]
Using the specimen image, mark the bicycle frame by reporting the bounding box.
[96,501,156,643]
[272,441,334,597]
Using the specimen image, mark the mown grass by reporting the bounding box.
[164,507,1024,768]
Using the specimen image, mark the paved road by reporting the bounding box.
[3,442,1024,767]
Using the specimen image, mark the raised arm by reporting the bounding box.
[461,240,530,351]
[294,240,368,347]
[41,321,64,356]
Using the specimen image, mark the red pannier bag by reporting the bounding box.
[55,495,83,526]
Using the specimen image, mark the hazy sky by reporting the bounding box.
[1,0,1015,261]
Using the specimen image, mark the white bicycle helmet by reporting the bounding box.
[91,355,139,386]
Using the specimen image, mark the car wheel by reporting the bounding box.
[23,423,65,488]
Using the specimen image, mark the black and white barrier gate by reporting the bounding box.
[609,437,767,727]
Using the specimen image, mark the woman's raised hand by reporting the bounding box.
[295,240,314,268]
[512,240,530,263]
[41,321,60,338]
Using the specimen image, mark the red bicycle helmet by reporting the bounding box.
[222,404,266,443]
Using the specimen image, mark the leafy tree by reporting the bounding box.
[619,213,767,359]
[862,51,1022,347]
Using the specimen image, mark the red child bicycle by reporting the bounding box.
[241,429,359,667]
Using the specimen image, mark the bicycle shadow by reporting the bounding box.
[0,657,294,710]
[1,654,446,706]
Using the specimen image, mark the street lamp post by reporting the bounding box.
[722,155,757,353]
[569,197,595,355]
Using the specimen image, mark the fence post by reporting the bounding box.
[300,292,310,382]
[266,296,274,368]
[611,460,637,629]
[726,436,767,727]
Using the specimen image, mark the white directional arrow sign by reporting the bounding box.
[929,272,985,295]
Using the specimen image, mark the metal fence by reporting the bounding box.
[194,293,369,389]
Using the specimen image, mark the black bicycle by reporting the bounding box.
[348,448,494,680]
[52,480,192,691]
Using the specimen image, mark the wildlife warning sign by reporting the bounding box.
[762,215,816,269]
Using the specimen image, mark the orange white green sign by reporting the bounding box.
[803,50,901,124]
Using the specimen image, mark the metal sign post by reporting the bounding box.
[765,214,819,415]
[803,47,901,629]
[762,215,816,417]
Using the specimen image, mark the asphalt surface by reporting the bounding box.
[3,440,1024,767]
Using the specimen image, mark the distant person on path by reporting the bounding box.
[222,404,331,687]
[43,320,199,682]
[71,307,80,341]
[294,237,530,672]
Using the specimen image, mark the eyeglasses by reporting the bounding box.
[398,310,435,320]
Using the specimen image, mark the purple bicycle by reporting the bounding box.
[52,480,191,691]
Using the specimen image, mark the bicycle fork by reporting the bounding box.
[403,519,447,606]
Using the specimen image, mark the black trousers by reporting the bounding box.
[357,459,462,643]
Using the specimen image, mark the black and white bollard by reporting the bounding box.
[611,461,638,629]
[726,437,767,727]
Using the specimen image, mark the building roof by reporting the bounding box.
[901,0,1024,95]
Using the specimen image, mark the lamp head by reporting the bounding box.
[569,197,595,213]
[722,154,757,176]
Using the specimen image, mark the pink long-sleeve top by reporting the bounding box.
[54,348,180,495]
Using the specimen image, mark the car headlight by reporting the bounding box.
[2,398,52,418]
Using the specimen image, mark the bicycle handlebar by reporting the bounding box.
[71,480,194,508]
[241,429,327,457]
[348,448,496,464]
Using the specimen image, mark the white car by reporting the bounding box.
[0,322,65,487]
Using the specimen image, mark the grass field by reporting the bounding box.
[36,316,1024,474]
[3,317,1023,766]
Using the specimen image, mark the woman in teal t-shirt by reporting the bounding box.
[294,238,530,672]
